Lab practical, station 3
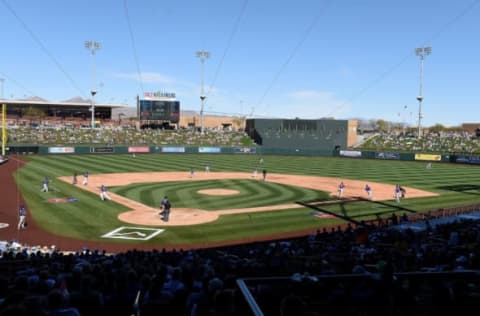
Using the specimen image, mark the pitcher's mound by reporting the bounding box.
[197,189,240,196]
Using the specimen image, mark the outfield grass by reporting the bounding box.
[13,154,480,245]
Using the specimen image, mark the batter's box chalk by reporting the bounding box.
[101,226,165,240]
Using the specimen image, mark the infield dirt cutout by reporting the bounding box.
[58,172,438,226]
[198,189,240,196]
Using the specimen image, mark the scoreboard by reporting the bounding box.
[138,99,180,123]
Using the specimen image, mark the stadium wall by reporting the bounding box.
[245,119,357,151]
[5,145,480,166]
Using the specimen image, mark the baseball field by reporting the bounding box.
[3,153,480,251]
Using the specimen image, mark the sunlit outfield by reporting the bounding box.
[13,154,480,246]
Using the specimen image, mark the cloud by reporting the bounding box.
[113,72,175,84]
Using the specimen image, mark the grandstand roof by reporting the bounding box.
[0,98,123,108]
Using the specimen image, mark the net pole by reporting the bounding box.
[2,104,6,156]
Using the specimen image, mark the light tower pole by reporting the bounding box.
[196,50,210,134]
[415,46,431,138]
[85,40,101,128]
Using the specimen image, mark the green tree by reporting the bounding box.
[376,119,389,132]
[428,123,446,133]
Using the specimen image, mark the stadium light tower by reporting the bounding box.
[415,46,431,138]
[196,50,210,134]
[85,40,101,128]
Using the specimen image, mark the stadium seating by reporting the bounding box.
[1,211,480,315]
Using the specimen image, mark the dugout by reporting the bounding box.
[245,118,357,150]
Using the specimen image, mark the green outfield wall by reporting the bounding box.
[5,144,480,166]
[245,118,349,150]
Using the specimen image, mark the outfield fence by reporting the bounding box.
[5,145,480,167]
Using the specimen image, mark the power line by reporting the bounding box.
[254,0,333,116]
[204,0,249,101]
[124,0,145,95]
[326,0,480,118]
[1,0,88,99]
[0,70,39,98]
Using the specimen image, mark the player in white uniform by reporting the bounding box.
[18,205,27,230]
[365,184,372,199]
[394,185,401,204]
[100,185,112,201]
[41,177,50,193]
[338,182,345,198]
[83,171,89,185]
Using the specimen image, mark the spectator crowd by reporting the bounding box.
[1,212,480,315]
[360,131,480,154]
[2,125,253,147]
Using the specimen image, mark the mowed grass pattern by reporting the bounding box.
[110,179,331,210]
[12,154,480,245]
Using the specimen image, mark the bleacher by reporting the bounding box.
[359,131,480,154]
[1,209,480,315]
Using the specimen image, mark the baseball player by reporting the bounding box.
[82,171,89,186]
[262,169,267,181]
[252,167,258,178]
[394,185,401,204]
[72,172,78,185]
[189,167,195,178]
[18,204,27,230]
[400,186,406,198]
[160,196,171,221]
[41,177,50,193]
[100,185,112,201]
[365,184,372,199]
[338,181,345,198]
[205,163,210,173]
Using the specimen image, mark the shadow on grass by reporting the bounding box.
[437,184,480,196]
[298,196,419,229]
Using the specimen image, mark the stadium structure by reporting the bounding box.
[137,91,180,128]
[0,96,123,126]
[246,118,358,150]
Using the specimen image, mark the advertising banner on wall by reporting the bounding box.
[375,152,400,160]
[198,147,221,153]
[48,147,75,154]
[456,156,480,164]
[415,153,441,161]
[233,147,257,154]
[339,150,362,158]
[90,147,115,154]
[161,147,185,153]
[128,146,150,153]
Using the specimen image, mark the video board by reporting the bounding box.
[139,100,180,123]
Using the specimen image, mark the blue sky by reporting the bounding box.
[0,0,479,126]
